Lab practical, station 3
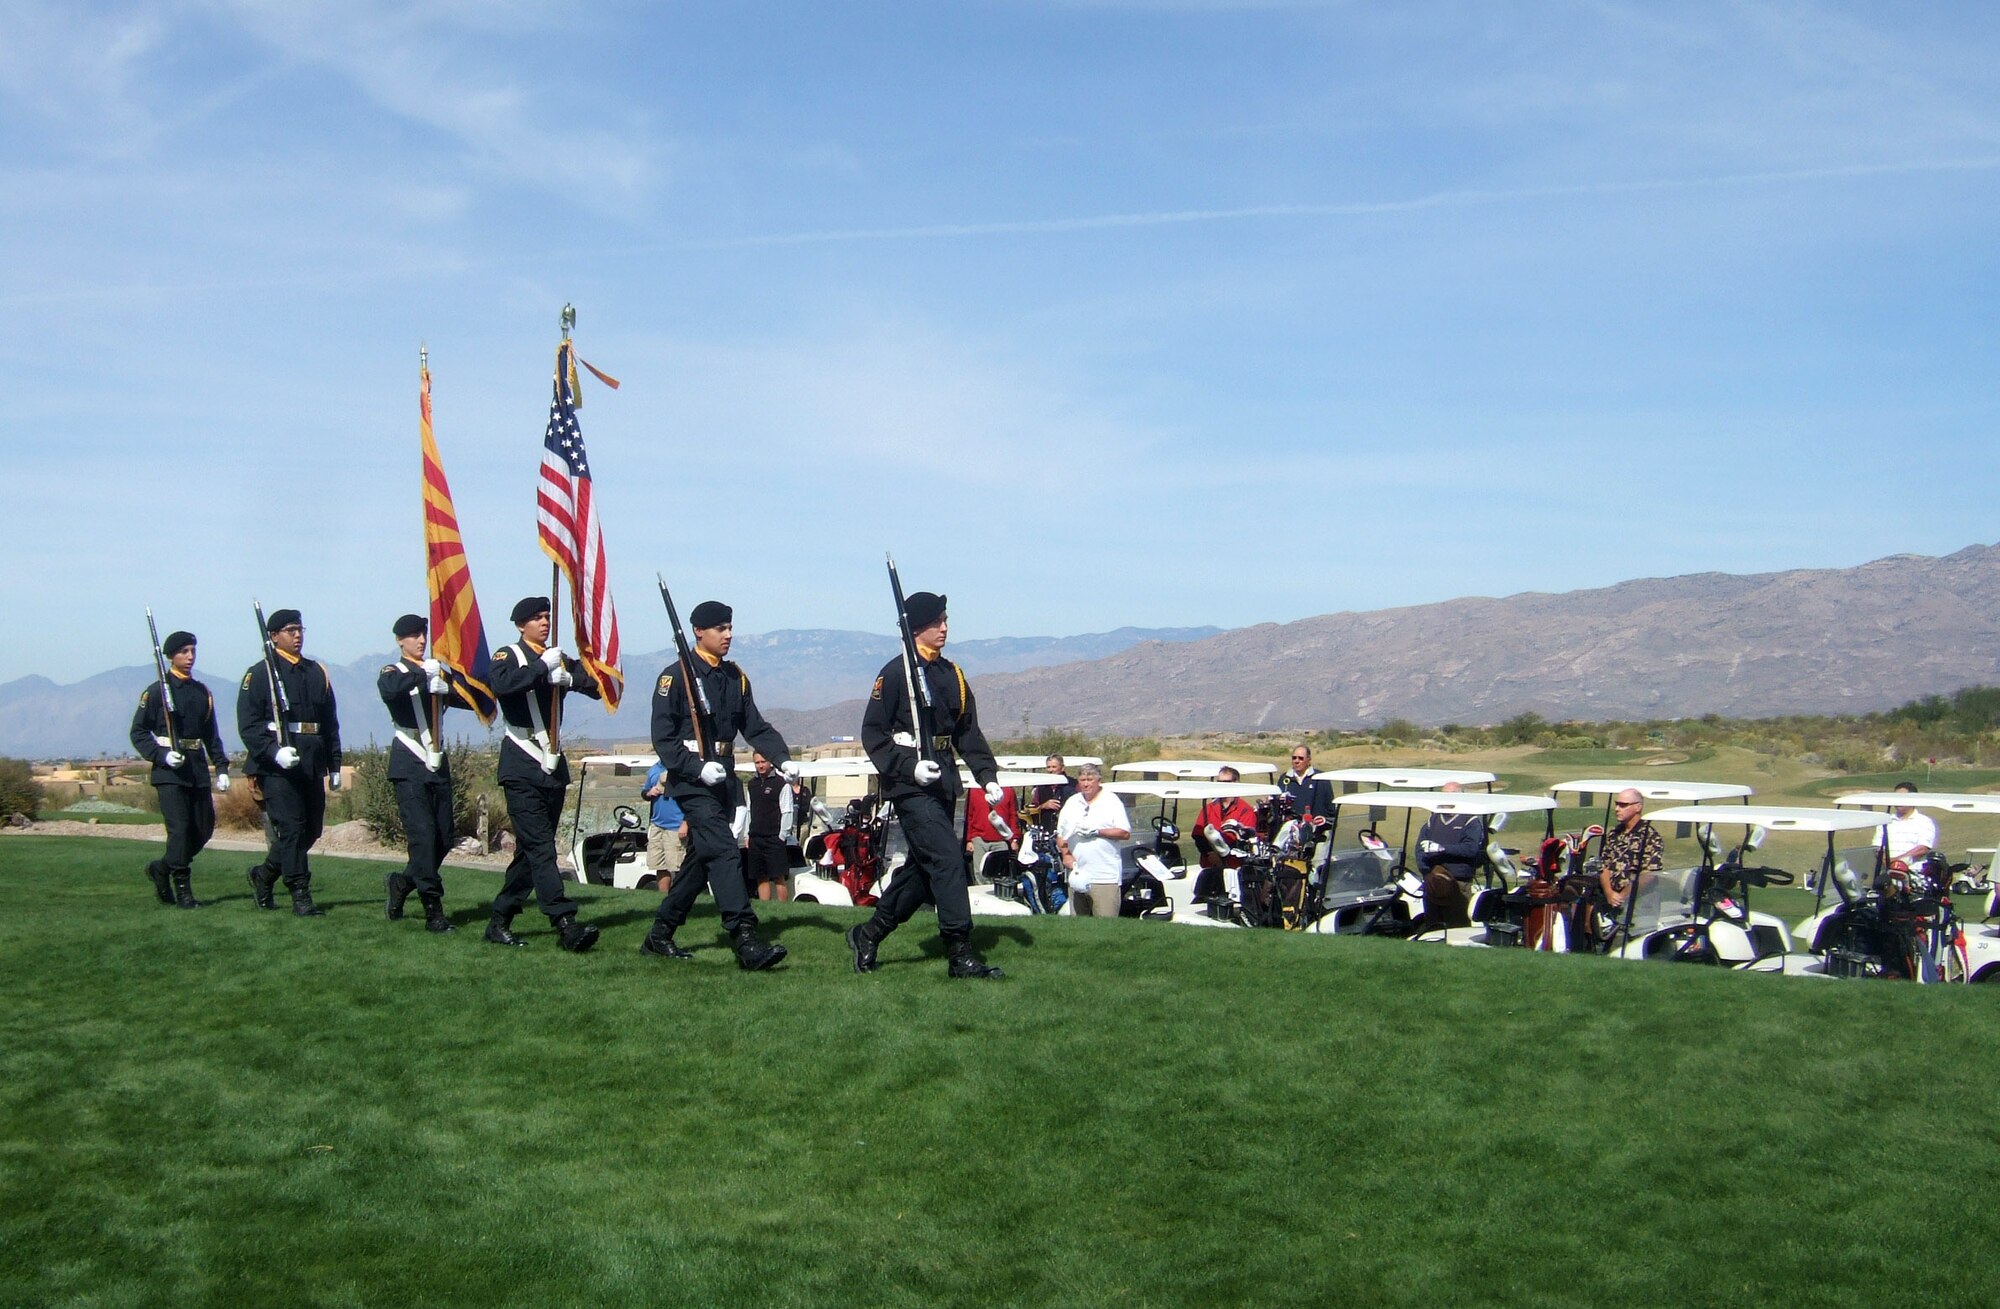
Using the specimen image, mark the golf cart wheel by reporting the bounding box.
[632,873,659,893]
[796,893,819,904]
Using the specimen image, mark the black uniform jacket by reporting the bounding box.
[862,651,999,802]
[377,658,483,783]
[128,672,229,788]
[650,651,788,803]
[489,641,601,786]
[237,651,341,780]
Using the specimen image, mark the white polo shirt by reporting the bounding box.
[1057,789,1131,888]
[1882,810,1938,863]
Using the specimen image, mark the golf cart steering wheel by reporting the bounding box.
[613,804,641,830]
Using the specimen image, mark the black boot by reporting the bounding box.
[943,930,1003,979]
[733,924,787,972]
[484,912,525,947]
[639,922,693,959]
[419,891,455,934]
[553,913,601,953]
[246,863,278,910]
[171,869,205,909]
[146,860,173,906]
[289,885,324,918]
[846,919,887,974]
[385,871,416,920]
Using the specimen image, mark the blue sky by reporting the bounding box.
[5,0,1996,691]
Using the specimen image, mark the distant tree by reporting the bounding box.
[0,758,43,820]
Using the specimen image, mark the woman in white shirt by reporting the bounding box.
[1056,764,1131,918]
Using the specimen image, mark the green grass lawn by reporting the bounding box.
[2,835,1997,1308]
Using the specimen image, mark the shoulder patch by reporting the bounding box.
[494,647,513,664]
[870,676,884,701]
[137,688,150,708]
[241,671,254,690]
[381,664,400,676]
[657,672,674,695]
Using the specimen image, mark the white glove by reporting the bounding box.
[984,781,1006,807]
[540,646,566,671]
[913,759,943,785]
[781,760,801,781]
[329,772,343,792]
[1420,839,1442,855]
[421,658,442,676]
[426,749,444,771]
[163,749,186,768]
[214,771,232,794]
[550,666,573,688]
[274,745,301,770]
[699,761,727,786]
[428,675,448,694]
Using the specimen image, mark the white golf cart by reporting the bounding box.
[564,754,669,890]
[1814,792,2000,983]
[1625,806,1889,973]
[1111,759,1278,780]
[1100,777,1281,926]
[1320,767,1497,794]
[1314,790,1557,940]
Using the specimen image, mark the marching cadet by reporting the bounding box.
[378,614,479,934]
[485,596,602,952]
[850,590,1007,979]
[128,629,230,908]
[640,600,792,970]
[237,608,342,917]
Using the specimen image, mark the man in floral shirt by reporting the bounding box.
[1596,788,1664,923]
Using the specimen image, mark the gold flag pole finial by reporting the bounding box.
[560,304,575,341]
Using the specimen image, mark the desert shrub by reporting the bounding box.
[0,758,45,819]
[348,743,503,847]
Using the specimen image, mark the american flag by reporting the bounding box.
[537,341,624,710]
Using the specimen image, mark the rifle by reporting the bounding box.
[655,574,714,764]
[252,599,292,749]
[885,553,937,774]
[144,607,176,748]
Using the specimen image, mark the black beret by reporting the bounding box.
[510,596,551,625]
[392,613,428,639]
[265,608,302,634]
[163,631,196,656]
[689,600,732,629]
[903,591,947,631]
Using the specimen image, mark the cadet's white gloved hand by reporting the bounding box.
[699,761,727,786]
[913,759,943,785]
[984,781,1006,807]
[540,646,565,671]
[421,658,442,676]
[428,674,448,694]
[274,745,301,770]
[214,771,232,794]
[329,772,343,792]
[781,760,801,782]
[426,750,444,771]
[163,749,186,768]
[550,665,573,687]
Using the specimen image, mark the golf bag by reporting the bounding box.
[1016,825,1067,915]
[817,798,886,906]
[1237,856,1314,930]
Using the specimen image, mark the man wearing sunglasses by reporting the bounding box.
[1278,745,1333,839]
[1589,788,1663,947]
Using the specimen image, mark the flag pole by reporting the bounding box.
[547,308,575,752]
[422,344,444,751]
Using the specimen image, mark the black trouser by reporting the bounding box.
[495,778,578,920]
[653,789,757,933]
[393,774,455,897]
[155,784,215,872]
[870,791,972,937]
[261,771,326,891]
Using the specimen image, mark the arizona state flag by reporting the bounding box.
[421,359,498,723]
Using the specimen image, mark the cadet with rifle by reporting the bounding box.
[378,613,480,934]
[237,605,342,917]
[128,616,231,908]
[640,587,792,970]
[849,569,1007,979]
[485,595,602,951]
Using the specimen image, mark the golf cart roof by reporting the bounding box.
[1104,779,1281,801]
[1110,759,1280,779]
[1644,805,1890,833]
[994,754,1102,770]
[1832,791,2000,815]
[1549,779,1754,802]
[1330,790,1555,816]
[962,770,1074,789]
[732,756,878,778]
[1319,767,1498,788]
[577,754,659,771]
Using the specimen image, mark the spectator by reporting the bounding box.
[1591,788,1663,946]
[742,751,796,902]
[1415,781,1487,929]
[1192,765,1258,902]
[965,780,1020,885]
[642,759,688,895]
[1031,753,1078,831]
[1057,764,1132,918]
[1881,780,1938,868]
[1278,744,1334,840]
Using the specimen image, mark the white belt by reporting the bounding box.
[153,733,204,750]
[504,725,558,773]
[394,729,438,770]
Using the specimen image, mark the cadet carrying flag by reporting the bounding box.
[420,357,498,724]
[536,339,624,710]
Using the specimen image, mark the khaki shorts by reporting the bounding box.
[647,825,686,874]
